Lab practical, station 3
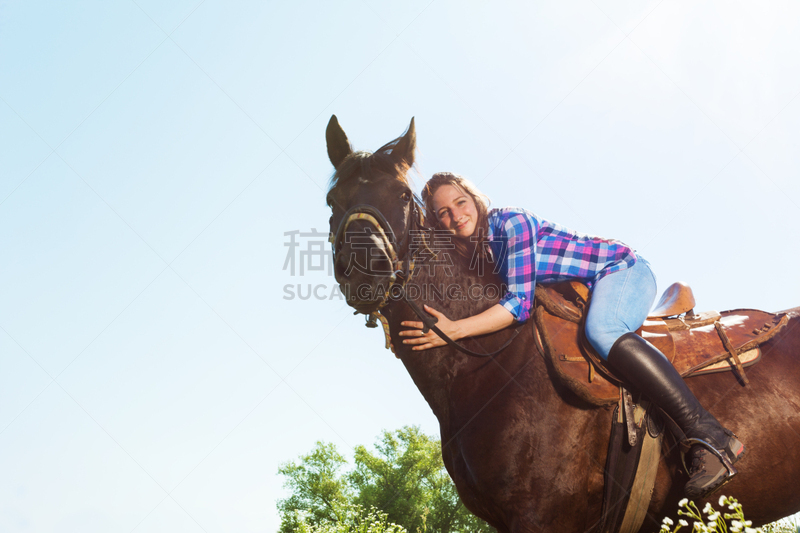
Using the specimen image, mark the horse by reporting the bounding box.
[323,115,800,532]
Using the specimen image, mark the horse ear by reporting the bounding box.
[392,117,416,168]
[326,115,353,169]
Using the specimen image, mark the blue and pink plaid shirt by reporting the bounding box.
[486,207,638,322]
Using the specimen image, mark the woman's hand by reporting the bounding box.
[399,305,464,351]
[399,303,515,352]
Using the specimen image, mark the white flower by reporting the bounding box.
[707,522,717,529]
[709,512,720,521]
[744,529,756,533]
[679,498,689,507]
[703,502,713,514]
[680,520,689,526]
[743,521,752,526]
[718,495,727,506]
[663,517,674,525]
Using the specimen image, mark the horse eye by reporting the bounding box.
[401,191,411,202]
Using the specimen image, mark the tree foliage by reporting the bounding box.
[277,442,353,533]
[277,427,494,533]
[293,502,408,533]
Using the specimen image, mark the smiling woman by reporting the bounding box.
[432,182,480,238]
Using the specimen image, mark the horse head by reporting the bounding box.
[325,115,423,315]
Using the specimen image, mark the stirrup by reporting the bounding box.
[680,437,738,477]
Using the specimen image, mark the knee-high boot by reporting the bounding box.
[607,332,745,499]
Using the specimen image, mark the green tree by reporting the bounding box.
[350,426,489,533]
[277,442,353,533]
[277,427,494,533]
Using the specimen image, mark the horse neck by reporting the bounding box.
[382,246,507,423]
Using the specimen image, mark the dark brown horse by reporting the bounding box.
[324,115,800,532]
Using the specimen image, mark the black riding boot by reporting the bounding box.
[607,332,745,499]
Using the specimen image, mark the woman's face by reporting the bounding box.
[431,183,478,238]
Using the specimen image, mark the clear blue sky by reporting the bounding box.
[1,1,799,531]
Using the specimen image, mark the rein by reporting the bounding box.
[398,281,521,358]
[331,200,519,358]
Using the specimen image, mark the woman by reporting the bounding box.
[399,172,745,499]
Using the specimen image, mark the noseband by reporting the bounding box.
[330,201,424,314]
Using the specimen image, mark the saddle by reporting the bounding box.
[533,281,790,407]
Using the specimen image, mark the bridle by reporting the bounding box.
[330,199,519,359]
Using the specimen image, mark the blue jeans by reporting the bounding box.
[584,258,657,360]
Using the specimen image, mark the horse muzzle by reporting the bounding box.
[331,205,402,314]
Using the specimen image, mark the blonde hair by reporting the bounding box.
[421,172,491,258]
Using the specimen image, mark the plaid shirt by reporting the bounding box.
[487,207,638,322]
